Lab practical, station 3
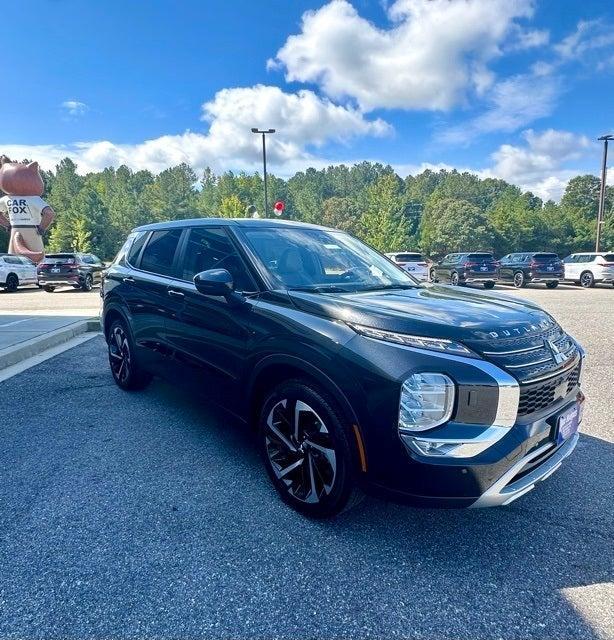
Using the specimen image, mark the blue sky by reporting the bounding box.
[1,0,613,200]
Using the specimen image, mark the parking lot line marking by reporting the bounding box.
[0,318,32,328]
[0,332,100,383]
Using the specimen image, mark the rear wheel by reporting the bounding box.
[5,274,18,292]
[513,271,526,288]
[107,319,152,391]
[580,271,594,288]
[43,285,55,293]
[450,271,459,286]
[259,380,360,518]
[430,268,437,282]
[546,281,559,289]
[483,281,495,289]
[82,274,93,291]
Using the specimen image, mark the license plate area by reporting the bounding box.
[554,403,579,445]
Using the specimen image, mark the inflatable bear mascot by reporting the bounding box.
[0,156,55,263]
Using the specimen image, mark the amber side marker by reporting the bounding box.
[352,424,368,472]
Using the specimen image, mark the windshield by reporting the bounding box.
[243,228,419,292]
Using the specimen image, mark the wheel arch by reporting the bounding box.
[247,354,366,472]
[102,303,131,341]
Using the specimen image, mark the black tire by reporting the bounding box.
[5,274,18,292]
[43,285,55,293]
[450,271,459,286]
[483,281,495,289]
[82,274,93,291]
[546,281,558,289]
[430,268,437,282]
[579,271,594,288]
[258,379,361,518]
[107,319,152,391]
[513,271,526,288]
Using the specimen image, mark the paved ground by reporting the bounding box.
[0,287,99,351]
[0,285,100,315]
[0,286,612,639]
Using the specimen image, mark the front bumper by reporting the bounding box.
[343,335,583,509]
[471,432,578,507]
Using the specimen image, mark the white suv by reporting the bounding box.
[0,254,38,292]
[563,252,614,288]
[385,252,430,281]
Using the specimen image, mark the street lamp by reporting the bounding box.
[596,134,613,252]
[251,128,275,218]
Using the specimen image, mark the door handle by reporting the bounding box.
[167,289,185,298]
[123,276,135,284]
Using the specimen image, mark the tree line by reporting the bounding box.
[0,158,611,260]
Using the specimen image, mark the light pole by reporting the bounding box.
[596,134,613,252]
[251,128,275,217]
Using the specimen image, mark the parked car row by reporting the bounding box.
[0,252,105,292]
[421,251,613,289]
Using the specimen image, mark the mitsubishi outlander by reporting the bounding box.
[101,219,585,517]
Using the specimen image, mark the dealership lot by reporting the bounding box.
[0,286,612,639]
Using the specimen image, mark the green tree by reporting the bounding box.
[321,197,361,234]
[360,173,409,251]
[218,194,245,218]
[420,198,494,256]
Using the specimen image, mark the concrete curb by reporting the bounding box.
[0,317,100,371]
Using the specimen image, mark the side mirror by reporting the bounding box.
[193,269,234,297]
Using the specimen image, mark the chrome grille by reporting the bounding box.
[517,363,581,416]
[469,325,579,383]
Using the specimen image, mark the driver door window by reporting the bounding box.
[180,227,256,292]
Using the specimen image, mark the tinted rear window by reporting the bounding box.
[42,254,77,264]
[127,232,148,266]
[533,253,559,262]
[140,229,182,276]
[395,253,424,262]
[466,253,494,261]
[602,254,614,262]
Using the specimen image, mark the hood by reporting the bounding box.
[288,283,555,343]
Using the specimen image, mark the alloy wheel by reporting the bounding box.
[264,399,337,504]
[450,272,459,286]
[83,274,93,291]
[108,325,131,384]
[513,272,524,288]
[580,271,594,288]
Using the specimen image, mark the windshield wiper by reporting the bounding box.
[289,285,352,293]
[358,283,419,292]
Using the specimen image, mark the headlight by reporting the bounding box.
[348,323,475,357]
[398,373,455,432]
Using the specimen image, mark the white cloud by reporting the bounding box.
[554,19,614,61]
[483,128,594,200]
[438,73,559,144]
[269,0,537,112]
[61,100,88,117]
[4,85,390,176]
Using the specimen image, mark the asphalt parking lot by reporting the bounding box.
[0,285,612,639]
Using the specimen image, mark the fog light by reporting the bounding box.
[398,373,454,433]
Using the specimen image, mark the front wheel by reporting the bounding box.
[546,281,559,289]
[259,380,360,518]
[107,319,152,391]
[450,271,459,286]
[43,285,55,293]
[5,274,18,292]
[580,271,595,288]
[483,281,495,289]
